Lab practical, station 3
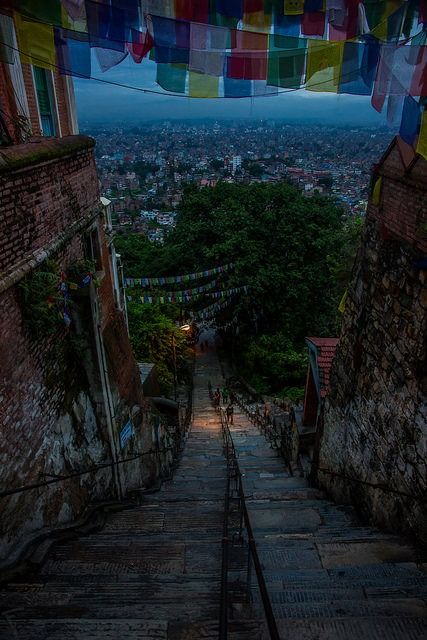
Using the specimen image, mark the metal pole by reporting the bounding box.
[172,333,177,402]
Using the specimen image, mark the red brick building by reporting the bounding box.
[303,337,338,427]
[0,14,154,565]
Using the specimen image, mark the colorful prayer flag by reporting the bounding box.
[416,110,427,160]
[15,13,56,69]
[284,1,304,15]
[306,40,343,92]
[156,62,187,92]
[189,70,219,96]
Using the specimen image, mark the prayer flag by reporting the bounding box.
[95,47,128,71]
[328,0,359,40]
[224,77,253,96]
[189,71,219,97]
[141,0,175,18]
[61,0,86,22]
[0,16,14,64]
[399,96,421,146]
[410,46,427,97]
[371,44,394,112]
[216,0,244,19]
[339,41,373,96]
[301,10,325,36]
[127,28,154,63]
[268,35,306,88]
[55,28,91,77]
[284,1,304,15]
[15,14,56,69]
[174,0,209,23]
[306,40,343,92]
[372,177,382,206]
[16,0,62,26]
[227,52,268,80]
[338,289,348,313]
[156,62,187,92]
[416,110,427,160]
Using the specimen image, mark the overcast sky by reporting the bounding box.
[74,54,389,127]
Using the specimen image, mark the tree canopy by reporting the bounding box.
[116,181,362,397]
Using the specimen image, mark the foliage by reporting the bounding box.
[127,302,191,396]
[18,260,66,337]
[117,181,363,396]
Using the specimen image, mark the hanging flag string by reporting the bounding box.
[124,263,235,287]
[126,285,249,305]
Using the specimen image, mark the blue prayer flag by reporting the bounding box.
[399,96,421,146]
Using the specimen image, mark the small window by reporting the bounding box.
[84,227,102,271]
[33,66,57,136]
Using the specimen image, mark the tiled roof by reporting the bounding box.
[306,337,339,398]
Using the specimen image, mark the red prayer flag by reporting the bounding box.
[301,11,325,36]
[127,28,154,63]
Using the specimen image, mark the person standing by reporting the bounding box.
[222,387,229,404]
[226,404,234,425]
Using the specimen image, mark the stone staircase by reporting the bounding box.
[227,409,427,639]
[1,343,426,640]
[0,346,226,640]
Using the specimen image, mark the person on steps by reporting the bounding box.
[226,404,234,425]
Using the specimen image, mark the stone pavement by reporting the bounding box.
[1,340,426,640]
[0,342,226,640]
[228,404,427,639]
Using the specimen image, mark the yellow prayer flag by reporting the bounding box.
[243,11,272,32]
[284,0,304,15]
[15,13,55,69]
[189,72,219,98]
[372,176,382,206]
[416,111,427,161]
[338,289,348,314]
[306,40,343,93]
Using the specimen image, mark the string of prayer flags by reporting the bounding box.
[3,0,425,144]
[124,263,235,288]
[127,285,249,305]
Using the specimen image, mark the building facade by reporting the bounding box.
[316,137,427,544]
[0,13,154,565]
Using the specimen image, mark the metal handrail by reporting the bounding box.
[212,385,280,640]
[236,394,294,474]
[0,410,191,500]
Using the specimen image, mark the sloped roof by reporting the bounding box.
[306,337,339,398]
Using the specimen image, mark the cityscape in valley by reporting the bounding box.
[89,121,393,241]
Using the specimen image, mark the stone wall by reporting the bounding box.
[317,138,427,544]
[0,137,153,564]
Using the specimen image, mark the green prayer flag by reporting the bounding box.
[156,63,187,93]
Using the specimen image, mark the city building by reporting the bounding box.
[0,13,154,564]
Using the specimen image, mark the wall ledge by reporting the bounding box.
[0,135,95,175]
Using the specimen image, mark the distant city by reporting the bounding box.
[86,121,394,242]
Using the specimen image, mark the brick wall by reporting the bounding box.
[317,138,427,544]
[0,137,153,564]
[0,136,97,275]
